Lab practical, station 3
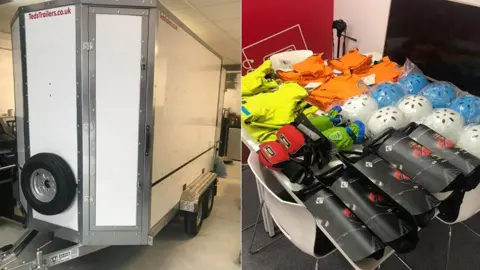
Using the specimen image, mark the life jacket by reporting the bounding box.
[277,54,334,86]
[328,49,373,74]
[307,74,369,111]
[357,56,403,84]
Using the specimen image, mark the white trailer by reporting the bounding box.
[0,0,225,269]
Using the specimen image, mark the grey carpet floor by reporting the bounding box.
[242,168,480,270]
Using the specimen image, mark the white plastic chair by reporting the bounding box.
[435,136,480,269]
[436,186,480,270]
[247,153,336,269]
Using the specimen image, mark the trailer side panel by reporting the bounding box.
[149,9,222,228]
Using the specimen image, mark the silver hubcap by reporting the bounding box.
[30,169,57,203]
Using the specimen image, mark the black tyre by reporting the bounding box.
[21,153,76,216]
[202,183,215,219]
[184,196,205,236]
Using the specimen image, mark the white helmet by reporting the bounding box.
[397,95,433,123]
[341,94,379,123]
[367,106,408,136]
[457,125,480,158]
[421,108,465,143]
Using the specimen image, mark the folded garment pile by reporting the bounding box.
[241,49,403,145]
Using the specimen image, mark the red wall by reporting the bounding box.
[241,0,334,163]
[241,0,334,75]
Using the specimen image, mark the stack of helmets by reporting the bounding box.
[367,106,408,136]
[371,82,406,108]
[457,125,480,158]
[340,94,379,124]
[418,82,456,108]
[449,96,480,125]
[397,95,433,123]
[420,108,465,143]
[398,73,429,95]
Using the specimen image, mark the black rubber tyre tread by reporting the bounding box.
[21,153,76,216]
[184,196,205,237]
[202,184,215,219]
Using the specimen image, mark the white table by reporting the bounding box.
[241,51,400,268]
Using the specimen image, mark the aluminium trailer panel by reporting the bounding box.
[148,4,223,231]
[10,0,223,247]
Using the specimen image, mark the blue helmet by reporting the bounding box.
[419,82,456,108]
[449,96,480,125]
[398,73,429,95]
[370,82,405,108]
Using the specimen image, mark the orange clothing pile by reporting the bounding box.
[273,50,403,112]
[327,50,402,84]
[328,49,372,74]
[306,74,369,111]
[357,56,403,84]
[276,54,333,86]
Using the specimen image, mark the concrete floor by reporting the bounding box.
[0,162,241,270]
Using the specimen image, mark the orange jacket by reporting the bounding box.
[357,56,403,84]
[328,49,372,74]
[277,54,334,86]
[307,74,369,111]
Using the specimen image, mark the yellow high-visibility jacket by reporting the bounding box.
[241,82,317,142]
[242,60,278,96]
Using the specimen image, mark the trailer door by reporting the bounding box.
[85,7,151,245]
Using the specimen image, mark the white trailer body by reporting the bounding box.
[9,0,223,247]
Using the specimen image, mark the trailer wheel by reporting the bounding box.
[21,153,76,216]
[184,196,205,236]
[202,183,215,219]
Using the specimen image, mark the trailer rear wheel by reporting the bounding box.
[21,153,76,216]
[202,184,215,219]
[184,196,205,236]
